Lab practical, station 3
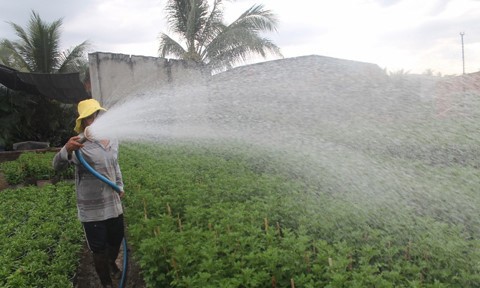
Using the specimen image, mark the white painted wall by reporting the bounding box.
[88,52,209,108]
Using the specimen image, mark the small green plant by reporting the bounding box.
[0,151,74,185]
[119,143,480,287]
[0,159,25,185]
[0,182,83,287]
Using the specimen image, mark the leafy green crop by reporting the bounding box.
[0,151,74,185]
[3,135,480,287]
[0,182,82,287]
[118,142,480,287]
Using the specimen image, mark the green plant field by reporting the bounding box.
[119,141,480,287]
[0,151,74,185]
[0,182,83,287]
[2,129,480,287]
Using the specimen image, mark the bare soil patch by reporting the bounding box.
[0,172,8,191]
[74,241,146,288]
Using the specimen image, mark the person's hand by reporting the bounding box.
[118,191,125,199]
[65,136,84,154]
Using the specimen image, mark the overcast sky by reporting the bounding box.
[2,0,479,75]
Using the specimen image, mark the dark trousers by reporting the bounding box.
[83,214,124,286]
[83,214,124,253]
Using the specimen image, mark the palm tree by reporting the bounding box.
[158,0,282,73]
[0,10,89,73]
[0,10,89,149]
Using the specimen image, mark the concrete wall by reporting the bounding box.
[88,52,209,107]
[88,53,396,124]
[91,53,462,120]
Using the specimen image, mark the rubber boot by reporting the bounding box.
[108,244,122,280]
[93,252,113,287]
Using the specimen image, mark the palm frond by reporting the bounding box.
[165,0,208,37]
[27,11,63,72]
[205,22,282,67]
[230,4,278,32]
[158,33,187,58]
[0,39,30,71]
[159,1,281,72]
[57,41,90,73]
[196,0,224,50]
[165,0,189,35]
[7,22,35,70]
[1,10,87,74]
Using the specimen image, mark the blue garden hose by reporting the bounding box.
[75,149,128,288]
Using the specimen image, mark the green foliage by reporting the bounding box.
[0,87,31,149]
[0,182,82,287]
[3,133,480,287]
[0,9,88,149]
[118,143,480,287]
[159,0,282,73]
[0,85,77,150]
[1,10,89,73]
[0,151,74,185]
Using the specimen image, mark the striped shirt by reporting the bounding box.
[53,137,124,222]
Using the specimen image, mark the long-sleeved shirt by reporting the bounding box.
[53,137,124,222]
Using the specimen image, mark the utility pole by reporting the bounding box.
[460,32,465,75]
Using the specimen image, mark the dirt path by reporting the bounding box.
[74,241,146,288]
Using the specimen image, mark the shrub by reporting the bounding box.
[0,151,74,185]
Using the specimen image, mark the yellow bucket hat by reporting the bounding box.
[74,99,107,133]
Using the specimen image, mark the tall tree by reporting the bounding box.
[158,0,282,73]
[0,10,89,73]
[0,10,88,149]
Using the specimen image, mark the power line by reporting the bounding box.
[460,32,465,75]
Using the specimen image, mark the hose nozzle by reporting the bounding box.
[78,126,94,144]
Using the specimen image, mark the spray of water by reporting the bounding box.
[88,58,480,232]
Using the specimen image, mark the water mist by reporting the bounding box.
[88,56,480,235]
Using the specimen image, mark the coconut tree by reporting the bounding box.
[158,0,282,73]
[0,10,89,73]
[0,10,88,149]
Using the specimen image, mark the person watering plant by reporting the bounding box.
[53,99,125,288]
